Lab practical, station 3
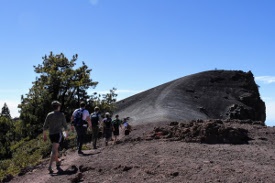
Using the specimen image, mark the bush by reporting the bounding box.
[0,135,51,180]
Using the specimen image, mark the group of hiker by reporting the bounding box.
[43,101,132,173]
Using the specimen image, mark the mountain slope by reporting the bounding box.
[115,70,266,124]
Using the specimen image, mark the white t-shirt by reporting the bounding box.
[73,108,90,121]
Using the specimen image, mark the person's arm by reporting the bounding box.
[62,113,69,139]
[112,120,115,131]
[86,114,92,131]
[98,114,102,123]
[43,130,48,142]
[43,114,49,141]
[71,110,76,131]
[119,120,122,129]
[111,120,114,130]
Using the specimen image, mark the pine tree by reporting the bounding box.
[18,52,99,138]
[1,103,11,119]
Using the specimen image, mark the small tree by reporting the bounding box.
[91,88,118,117]
[1,103,11,119]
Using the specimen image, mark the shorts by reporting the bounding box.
[49,132,63,144]
[113,130,119,136]
[104,129,112,140]
[125,130,130,136]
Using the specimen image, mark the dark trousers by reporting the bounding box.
[75,126,87,152]
[92,126,99,148]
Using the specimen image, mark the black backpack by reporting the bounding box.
[112,119,120,128]
[91,113,99,127]
[104,118,112,129]
[74,109,84,126]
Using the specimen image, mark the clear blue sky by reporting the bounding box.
[0,0,274,125]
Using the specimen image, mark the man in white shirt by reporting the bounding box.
[71,102,92,154]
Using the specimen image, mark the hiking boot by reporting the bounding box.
[48,166,54,174]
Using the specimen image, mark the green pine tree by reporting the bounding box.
[0,103,11,119]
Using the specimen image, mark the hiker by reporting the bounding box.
[102,112,113,146]
[90,106,102,149]
[112,115,122,144]
[71,102,92,154]
[124,119,132,136]
[43,101,68,173]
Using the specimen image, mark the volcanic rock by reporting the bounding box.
[1,174,13,182]
[18,166,35,176]
[79,165,95,173]
[69,173,83,183]
[151,119,252,144]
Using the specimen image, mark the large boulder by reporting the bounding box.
[115,70,266,125]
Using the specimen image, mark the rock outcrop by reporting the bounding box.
[150,119,253,144]
[115,70,266,124]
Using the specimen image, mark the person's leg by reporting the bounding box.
[105,137,108,146]
[92,127,95,147]
[79,127,87,153]
[75,127,81,151]
[96,127,99,146]
[55,134,62,165]
[105,132,108,146]
[49,143,59,169]
[54,143,60,163]
[106,130,111,146]
[78,128,84,153]
[114,135,117,144]
[94,127,99,149]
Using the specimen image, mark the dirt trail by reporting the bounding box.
[10,149,81,183]
[8,122,275,183]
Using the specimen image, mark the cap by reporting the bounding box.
[51,101,61,106]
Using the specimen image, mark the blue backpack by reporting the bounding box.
[74,109,85,126]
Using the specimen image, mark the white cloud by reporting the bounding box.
[255,76,275,84]
[89,0,99,5]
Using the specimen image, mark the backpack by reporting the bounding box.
[112,119,120,128]
[91,113,99,127]
[104,118,112,129]
[74,109,84,126]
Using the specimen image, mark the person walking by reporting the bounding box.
[90,106,102,149]
[102,112,113,146]
[112,115,122,144]
[71,102,92,154]
[43,101,68,173]
[124,118,132,136]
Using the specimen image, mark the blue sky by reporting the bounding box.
[0,0,274,125]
